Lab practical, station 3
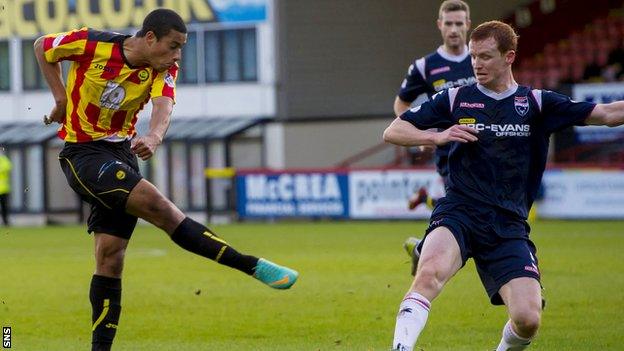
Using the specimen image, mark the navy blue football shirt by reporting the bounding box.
[398,46,477,178]
[398,46,476,101]
[400,83,596,219]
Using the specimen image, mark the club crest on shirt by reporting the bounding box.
[138,69,149,82]
[514,96,529,116]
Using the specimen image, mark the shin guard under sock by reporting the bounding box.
[90,275,121,351]
[171,217,259,275]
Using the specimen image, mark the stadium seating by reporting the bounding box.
[342,0,624,169]
[511,1,624,88]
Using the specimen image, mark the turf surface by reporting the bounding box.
[1,220,622,350]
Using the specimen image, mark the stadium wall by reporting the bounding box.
[264,117,392,169]
[274,0,533,119]
[235,167,624,220]
[268,0,532,168]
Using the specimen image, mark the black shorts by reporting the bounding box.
[59,140,143,239]
[421,196,541,305]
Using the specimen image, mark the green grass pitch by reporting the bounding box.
[1,220,623,350]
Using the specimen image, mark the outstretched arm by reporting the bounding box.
[33,36,67,124]
[383,117,478,147]
[586,101,624,127]
[131,96,173,160]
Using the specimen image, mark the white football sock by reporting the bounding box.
[496,320,532,351]
[392,291,431,351]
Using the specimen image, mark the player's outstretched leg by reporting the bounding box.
[403,237,422,276]
[171,217,298,289]
[127,180,299,289]
[407,187,428,210]
[407,187,437,210]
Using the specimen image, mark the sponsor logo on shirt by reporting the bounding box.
[164,72,175,87]
[93,63,115,73]
[459,102,485,109]
[458,118,476,124]
[100,81,126,110]
[433,77,478,92]
[514,96,530,116]
[430,66,451,75]
[458,119,531,137]
[433,79,447,90]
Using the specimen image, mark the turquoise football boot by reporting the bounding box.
[253,258,299,289]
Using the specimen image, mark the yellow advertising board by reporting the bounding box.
[0,0,217,38]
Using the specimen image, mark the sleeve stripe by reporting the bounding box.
[66,40,98,142]
[531,89,543,112]
[151,64,178,102]
[43,28,88,52]
[161,65,178,98]
[43,28,89,63]
[43,37,55,51]
[448,87,459,112]
[60,29,88,46]
[415,58,426,80]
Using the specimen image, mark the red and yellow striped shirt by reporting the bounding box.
[43,28,178,142]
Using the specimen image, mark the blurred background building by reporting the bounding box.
[0,0,622,223]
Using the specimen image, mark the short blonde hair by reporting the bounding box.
[439,0,470,20]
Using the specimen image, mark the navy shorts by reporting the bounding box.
[59,140,143,239]
[420,196,541,305]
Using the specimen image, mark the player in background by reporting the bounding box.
[0,147,11,226]
[394,0,476,275]
[34,9,297,351]
[384,20,624,351]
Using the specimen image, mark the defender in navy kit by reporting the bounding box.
[395,0,476,187]
[385,21,624,351]
[396,0,477,277]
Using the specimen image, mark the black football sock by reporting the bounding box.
[171,217,259,275]
[90,275,122,351]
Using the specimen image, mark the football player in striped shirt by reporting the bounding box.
[34,8,298,351]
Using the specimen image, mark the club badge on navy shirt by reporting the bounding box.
[514,96,529,116]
